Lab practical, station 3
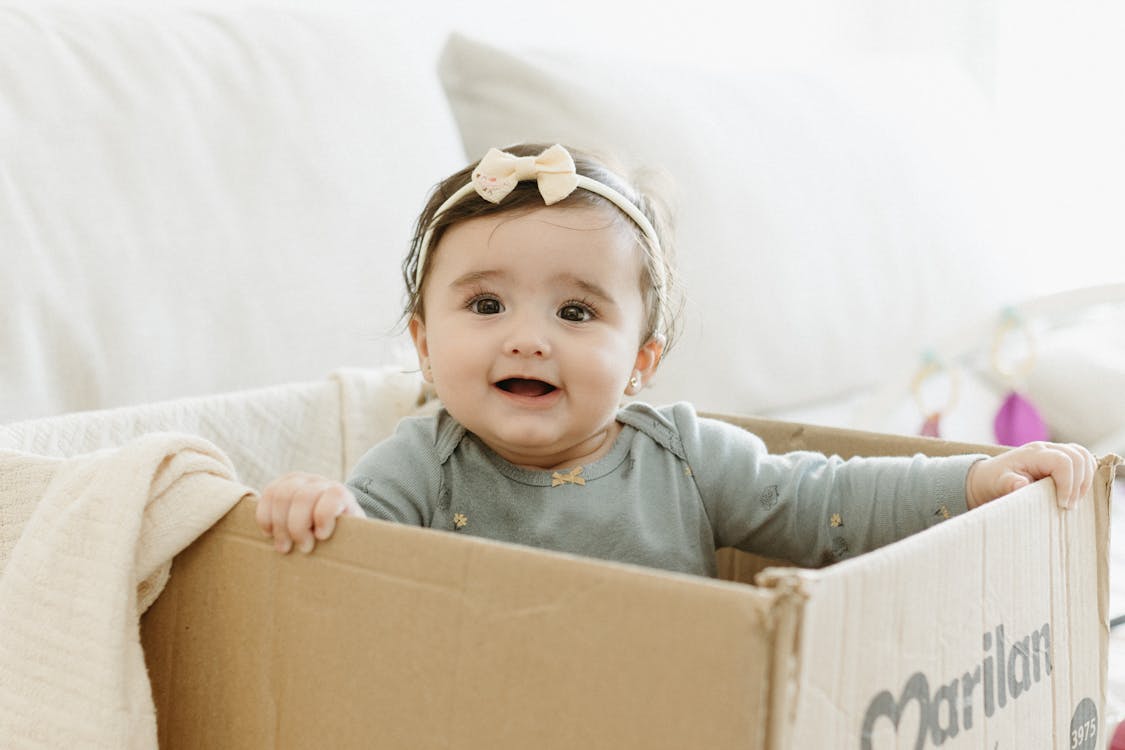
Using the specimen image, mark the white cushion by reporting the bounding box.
[439,33,1025,415]
[1026,307,1125,455]
[0,3,463,422]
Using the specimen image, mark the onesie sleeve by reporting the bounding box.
[345,414,446,527]
[669,404,986,568]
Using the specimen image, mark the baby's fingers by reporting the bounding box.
[999,472,1031,497]
[312,483,360,542]
[1079,444,1097,497]
[1065,442,1097,509]
[1051,442,1096,510]
[1020,442,1095,510]
[286,481,333,555]
[261,472,323,554]
[272,481,306,554]
[258,475,300,552]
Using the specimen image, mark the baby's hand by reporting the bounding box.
[256,472,365,554]
[966,442,1097,511]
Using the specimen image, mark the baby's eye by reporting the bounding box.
[558,303,594,322]
[469,296,504,315]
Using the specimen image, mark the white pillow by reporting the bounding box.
[0,3,463,422]
[1026,308,1125,455]
[439,33,1025,416]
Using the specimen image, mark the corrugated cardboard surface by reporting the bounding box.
[143,501,786,749]
[141,417,1116,749]
[721,414,1115,747]
[783,461,1114,748]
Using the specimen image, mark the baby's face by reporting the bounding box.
[411,205,658,470]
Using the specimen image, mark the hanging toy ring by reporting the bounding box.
[990,307,1050,445]
[912,351,960,437]
[990,307,1037,385]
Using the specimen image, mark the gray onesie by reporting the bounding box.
[347,402,982,576]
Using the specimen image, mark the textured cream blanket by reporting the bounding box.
[0,434,254,749]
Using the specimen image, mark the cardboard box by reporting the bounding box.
[140,416,1120,749]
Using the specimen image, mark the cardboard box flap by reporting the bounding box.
[143,499,794,749]
[709,412,1008,459]
[781,454,1119,748]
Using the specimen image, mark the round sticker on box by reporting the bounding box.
[1070,697,1098,749]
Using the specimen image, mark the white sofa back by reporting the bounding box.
[4,1,1047,442]
[1,3,462,423]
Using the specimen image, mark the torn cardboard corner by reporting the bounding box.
[141,416,1120,749]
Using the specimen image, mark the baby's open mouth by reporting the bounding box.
[496,378,557,397]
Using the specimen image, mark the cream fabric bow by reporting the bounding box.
[472,144,580,205]
[550,465,586,487]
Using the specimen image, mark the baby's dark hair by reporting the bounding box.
[401,142,682,353]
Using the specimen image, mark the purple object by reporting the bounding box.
[993,391,1050,446]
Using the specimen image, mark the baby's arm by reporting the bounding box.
[256,473,365,554]
[670,404,980,566]
[965,441,1096,510]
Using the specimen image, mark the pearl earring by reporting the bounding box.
[629,374,641,390]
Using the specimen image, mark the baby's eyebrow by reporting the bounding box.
[556,274,616,306]
[448,270,503,288]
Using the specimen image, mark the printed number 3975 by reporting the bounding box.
[1072,717,1097,748]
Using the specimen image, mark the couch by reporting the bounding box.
[4,0,1124,453]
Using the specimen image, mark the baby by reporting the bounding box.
[257,143,1096,576]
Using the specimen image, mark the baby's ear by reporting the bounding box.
[408,316,432,382]
[634,334,665,382]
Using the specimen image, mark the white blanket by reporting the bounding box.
[0,434,253,749]
[0,367,430,488]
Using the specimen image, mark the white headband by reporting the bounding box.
[414,144,664,290]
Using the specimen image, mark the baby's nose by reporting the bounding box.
[504,322,550,357]
[507,340,548,357]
